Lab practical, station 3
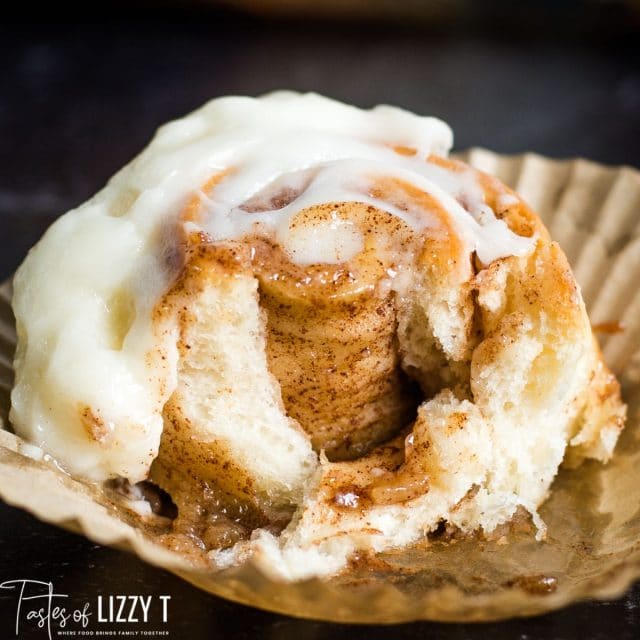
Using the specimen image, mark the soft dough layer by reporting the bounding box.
[151,243,317,513]
[10,93,626,580]
[214,201,625,580]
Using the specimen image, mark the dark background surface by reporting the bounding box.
[1,4,639,638]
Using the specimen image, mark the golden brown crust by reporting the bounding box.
[427,155,548,241]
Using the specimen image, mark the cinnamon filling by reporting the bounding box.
[253,233,423,461]
[140,167,503,556]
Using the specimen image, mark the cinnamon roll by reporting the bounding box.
[10,92,626,579]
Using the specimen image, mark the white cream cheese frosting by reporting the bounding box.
[10,92,535,483]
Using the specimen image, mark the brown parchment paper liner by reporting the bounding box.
[1,150,640,623]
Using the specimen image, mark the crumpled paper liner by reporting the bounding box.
[1,150,640,623]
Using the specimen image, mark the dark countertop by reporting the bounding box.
[1,9,639,639]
